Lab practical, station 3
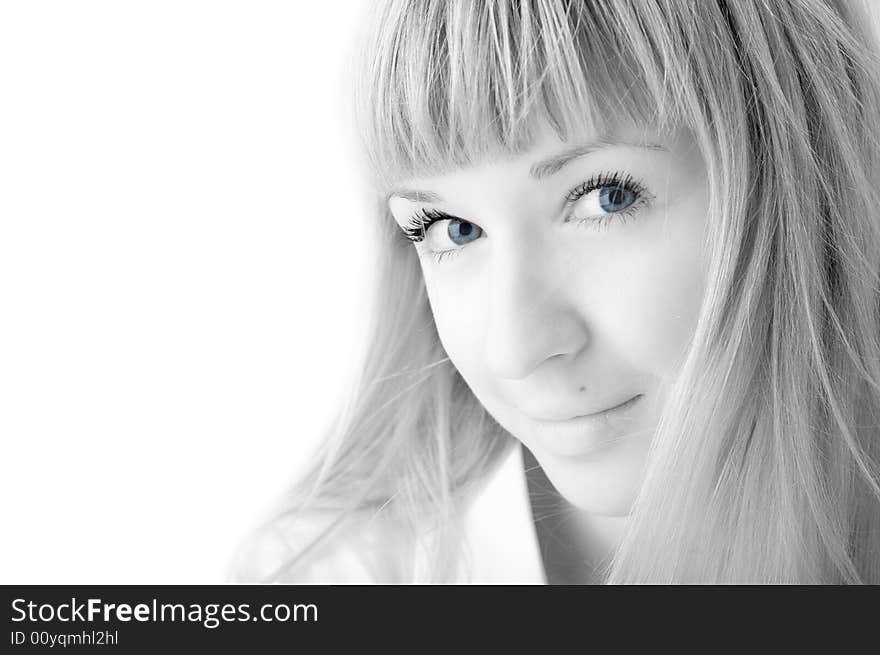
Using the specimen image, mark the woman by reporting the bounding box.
[233,0,880,584]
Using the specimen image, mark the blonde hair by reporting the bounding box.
[235,0,880,583]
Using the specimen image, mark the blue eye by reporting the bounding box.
[598,186,636,212]
[447,219,482,245]
[400,209,485,262]
[565,171,650,229]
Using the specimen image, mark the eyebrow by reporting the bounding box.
[387,189,444,203]
[529,139,667,179]
[387,139,667,203]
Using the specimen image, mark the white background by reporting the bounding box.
[2,2,879,584]
[0,1,368,583]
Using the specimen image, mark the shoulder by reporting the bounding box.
[228,509,415,584]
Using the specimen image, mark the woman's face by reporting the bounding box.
[388,122,710,516]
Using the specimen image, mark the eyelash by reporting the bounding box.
[563,170,650,229]
[400,207,452,244]
[398,170,650,261]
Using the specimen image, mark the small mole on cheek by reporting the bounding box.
[579,386,586,392]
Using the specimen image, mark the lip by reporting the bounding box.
[530,394,644,422]
[527,394,645,458]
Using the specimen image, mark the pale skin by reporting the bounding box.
[389,120,711,579]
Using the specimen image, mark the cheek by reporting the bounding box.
[421,266,501,406]
[593,203,709,377]
[421,267,484,360]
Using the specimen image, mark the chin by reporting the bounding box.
[528,434,651,516]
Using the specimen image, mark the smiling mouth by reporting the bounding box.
[527,394,646,457]
[537,394,642,423]
[577,394,643,419]
[524,394,644,423]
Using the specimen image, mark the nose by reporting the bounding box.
[484,237,590,380]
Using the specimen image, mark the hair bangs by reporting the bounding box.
[356,0,677,190]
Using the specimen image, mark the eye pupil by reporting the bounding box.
[599,186,635,212]
[447,219,481,245]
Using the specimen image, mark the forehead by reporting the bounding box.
[387,121,692,202]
